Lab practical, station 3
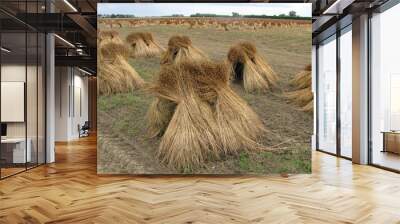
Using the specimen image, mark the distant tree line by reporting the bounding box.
[189,13,226,18]
[98,14,136,18]
[98,11,310,20]
[189,11,310,20]
[242,14,310,20]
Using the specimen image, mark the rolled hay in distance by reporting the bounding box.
[98,42,144,95]
[160,35,208,65]
[227,42,278,93]
[126,32,164,58]
[218,22,229,31]
[147,60,267,169]
[285,64,313,113]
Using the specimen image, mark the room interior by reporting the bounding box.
[312,0,400,172]
[0,0,96,179]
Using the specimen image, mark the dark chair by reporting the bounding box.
[79,121,90,138]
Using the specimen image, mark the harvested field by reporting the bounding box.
[97,17,312,174]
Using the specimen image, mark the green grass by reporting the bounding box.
[238,152,251,171]
[128,57,161,81]
[98,92,152,137]
[236,145,311,174]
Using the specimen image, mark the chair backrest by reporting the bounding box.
[82,121,90,129]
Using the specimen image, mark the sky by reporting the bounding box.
[97,3,311,17]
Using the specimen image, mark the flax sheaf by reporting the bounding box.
[98,41,144,95]
[126,32,164,58]
[227,42,278,93]
[147,60,268,169]
[160,35,209,65]
[285,64,313,113]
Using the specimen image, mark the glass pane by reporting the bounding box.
[340,27,352,158]
[371,4,400,171]
[38,33,45,165]
[27,31,38,169]
[317,35,337,154]
[1,31,27,177]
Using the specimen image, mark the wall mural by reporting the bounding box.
[97,3,313,174]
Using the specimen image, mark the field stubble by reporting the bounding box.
[98,23,312,174]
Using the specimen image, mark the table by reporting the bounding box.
[382,131,400,154]
[1,138,31,163]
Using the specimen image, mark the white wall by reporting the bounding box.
[55,66,70,141]
[1,65,25,81]
[55,67,89,141]
[72,73,89,138]
[1,82,25,122]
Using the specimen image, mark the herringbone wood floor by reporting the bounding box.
[1,135,400,224]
